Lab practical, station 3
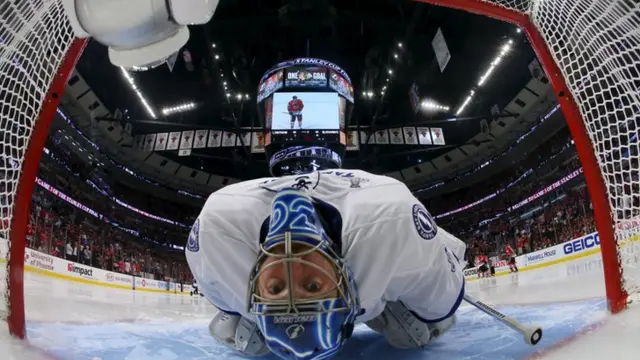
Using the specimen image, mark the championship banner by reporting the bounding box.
[237,131,251,147]
[409,83,420,113]
[221,131,236,147]
[143,134,156,151]
[208,130,222,147]
[431,127,446,145]
[375,130,389,144]
[179,130,194,150]
[403,127,418,145]
[251,132,266,153]
[166,132,181,150]
[417,127,432,145]
[134,135,144,150]
[155,132,168,151]
[345,131,359,151]
[432,28,451,73]
[193,130,208,149]
[359,131,374,144]
[389,128,404,144]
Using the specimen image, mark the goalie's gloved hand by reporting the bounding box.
[208,311,270,356]
[365,301,456,349]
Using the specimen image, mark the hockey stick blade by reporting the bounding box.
[463,293,543,346]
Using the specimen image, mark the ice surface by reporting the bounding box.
[3,253,640,359]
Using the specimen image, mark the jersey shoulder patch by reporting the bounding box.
[187,218,200,252]
[412,204,438,240]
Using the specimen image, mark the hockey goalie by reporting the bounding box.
[185,170,466,359]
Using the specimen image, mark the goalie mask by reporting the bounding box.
[247,188,361,360]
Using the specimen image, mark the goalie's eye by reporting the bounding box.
[304,279,322,293]
[267,280,285,295]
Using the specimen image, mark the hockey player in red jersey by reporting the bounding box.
[287,95,304,129]
[505,244,518,273]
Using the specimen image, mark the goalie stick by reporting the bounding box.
[463,293,543,346]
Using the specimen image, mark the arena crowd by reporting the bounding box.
[3,125,635,282]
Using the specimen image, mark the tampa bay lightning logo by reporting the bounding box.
[286,324,305,339]
[187,218,200,252]
[412,204,437,240]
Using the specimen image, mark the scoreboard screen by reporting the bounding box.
[257,70,284,103]
[329,70,354,103]
[285,66,328,88]
[271,92,340,130]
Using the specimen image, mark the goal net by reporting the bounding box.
[415,0,639,312]
[1,0,85,339]
[0,0,637,343]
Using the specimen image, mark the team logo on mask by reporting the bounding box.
[187,219,200,252]
[412,204,437,240]
[286,324,306,339]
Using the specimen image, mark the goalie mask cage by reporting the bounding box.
[0,0,637,343]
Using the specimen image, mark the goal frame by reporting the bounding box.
[412,0,627,313]
[6,39,87,339]
[3,0,628,342]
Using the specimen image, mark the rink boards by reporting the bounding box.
[0,238,193,295]
[464,227,640,280]
[2,225,639,295]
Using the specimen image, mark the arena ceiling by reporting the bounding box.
[61,0,560,197]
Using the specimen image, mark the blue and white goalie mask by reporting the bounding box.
[247,188,361,360]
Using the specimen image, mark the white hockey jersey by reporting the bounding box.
[186,169,466,324]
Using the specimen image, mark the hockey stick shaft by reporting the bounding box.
[463,293,543,345]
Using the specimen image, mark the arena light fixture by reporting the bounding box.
[398,42,403,48]
[214,54,220,60]
[455,90,475,116]
[388,69,394,75]
[161,102,196,116]
[212,43,216,48]
[394,53,399,59]
[478,39,513,87]
[362,91,375,99]
[421,100,450,112]
[120,67,157,119]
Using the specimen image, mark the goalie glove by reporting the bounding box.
[208,311,270,357]
[365,301,456,349]
[61,0,219,69]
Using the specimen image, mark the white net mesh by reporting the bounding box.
[526,0,640,301]
[459,0,640,302]
[0,0,75,331]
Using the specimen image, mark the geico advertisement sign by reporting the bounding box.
[463,267,477,277]
[563,232,600,255]
[105,272,132,285]
[24,249,55,272]
[67,263,94,278]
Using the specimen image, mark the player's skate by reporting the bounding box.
[208,311,270,356]
[365,301,456,349]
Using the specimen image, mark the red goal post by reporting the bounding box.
[1,1,87,339]
[412,0,638,313]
